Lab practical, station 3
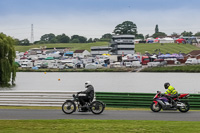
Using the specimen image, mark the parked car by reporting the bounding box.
[124,62,132,68]
[85,63,97,69]
[132,60,142,68]
[110,62,122,68]
[147,59,167,67]
[185,58,199,65]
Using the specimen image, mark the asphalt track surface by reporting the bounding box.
[0,109,200,121]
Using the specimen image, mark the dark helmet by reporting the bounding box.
[164,82,170,89]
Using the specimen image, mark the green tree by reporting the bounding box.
[19,39,30,45]
[100,33,112,42]
[40,33,56,43]
[101,33,112,39]
[87,38,93,43]
[0,33,16,87]
[56,34,70,43]
[71,39,80,43]
[145,34,150,39]
[113,21,137,35]
[135,34,144,39]
[151,32,167,38]
[71,35,87,43]
[49,38,58,43]
[93,38,99,42]
[71,35,80,41]
[194,32,200,36]
[171,32,179,36]
[155,24,159,33]
[181,31,193,36]
[79,36,87,43]
[14,39,20,45]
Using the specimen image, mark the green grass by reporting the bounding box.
[141,65,200,72]
[15,42,200,54]
[15,42,109,52]
[0,106,150,111]
[17,68,135,72]
[0,119,200,133]
[135,43,200,54]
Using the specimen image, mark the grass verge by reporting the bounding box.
[0,106,149,111]
[0,119,200,133]
[1,106,199,111]
[17,68,136,72]
[141,65,200,72]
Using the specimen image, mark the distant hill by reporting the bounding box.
[15,42,200,54]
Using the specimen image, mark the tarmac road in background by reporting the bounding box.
[0,109,200,121]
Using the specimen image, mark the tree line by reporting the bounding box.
[15,21,200,45]
[15,33,110,46]
[0,33,16,87]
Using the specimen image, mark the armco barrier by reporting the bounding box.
[0,91,200,109]
[0,91,77,106]
[96,92,200,109]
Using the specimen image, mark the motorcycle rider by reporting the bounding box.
[78,81,94,111]
[164,82,178,107]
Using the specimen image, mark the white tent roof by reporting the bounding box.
[161,38,174,40]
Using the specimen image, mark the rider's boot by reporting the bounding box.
[171,100,177,108]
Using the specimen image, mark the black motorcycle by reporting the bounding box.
[62,93,105,115]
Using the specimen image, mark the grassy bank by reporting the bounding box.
[15,42,109,52]
[135,43,200,54]
[15,42,200,54]
[17,68,136,72]
[0,119,200,133]
[141,65,200,72]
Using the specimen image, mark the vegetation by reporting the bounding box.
[181,31,193,36]
[155,24,159,33]
[0,33,16,87]
[152,32,167,38]
[113,21,137,35]
[141,65,200,72]
[0,119,200,133]
[17,68,136,72]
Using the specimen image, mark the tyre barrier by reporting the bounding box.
[95,92,200,109]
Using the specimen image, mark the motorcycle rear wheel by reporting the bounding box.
[62,100,76,114]
[90,101,105,115]
[150,102,162,112]
[178,102,190,113]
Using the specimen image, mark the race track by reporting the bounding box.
[0,109,200,121]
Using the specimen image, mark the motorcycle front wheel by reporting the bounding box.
[62,100,76,114]
[90,101,105,115]
[150,102,162,112]
[178,102,190,113]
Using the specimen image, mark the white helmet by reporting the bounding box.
[85,81,91,87]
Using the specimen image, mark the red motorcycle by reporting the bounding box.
[150,91,190,113]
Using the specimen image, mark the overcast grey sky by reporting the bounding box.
[1,0,200,41]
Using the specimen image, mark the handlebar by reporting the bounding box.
[73,91,83,97]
